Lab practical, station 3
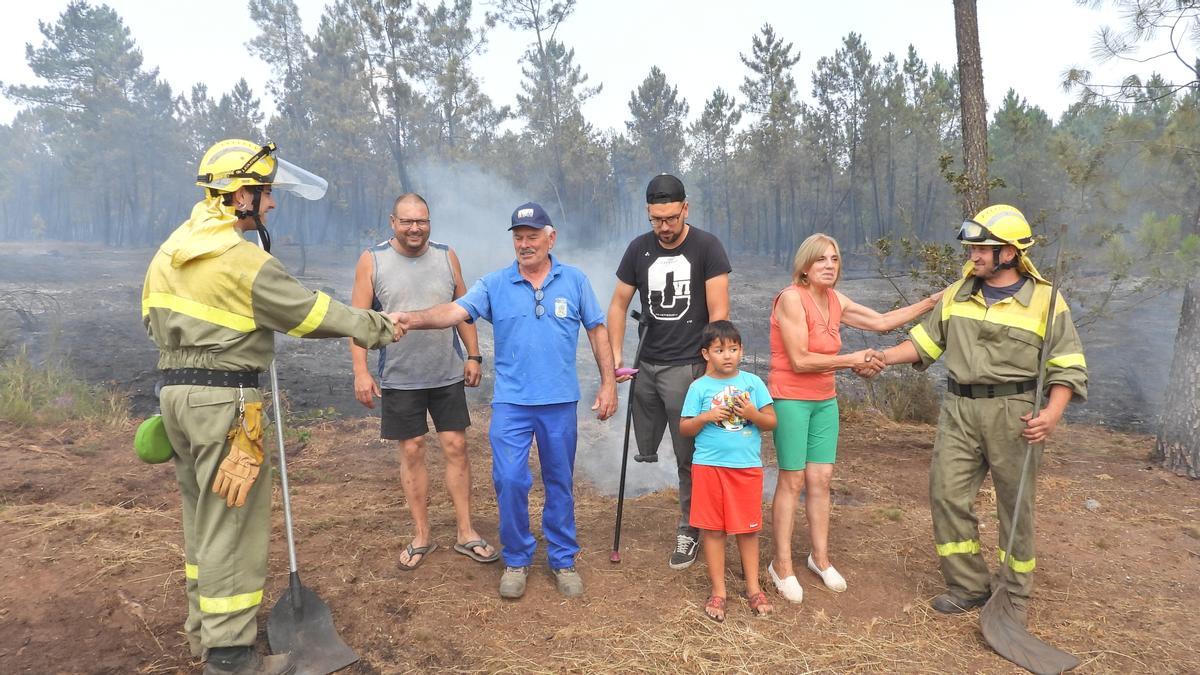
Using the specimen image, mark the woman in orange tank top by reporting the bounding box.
[766,233,941,602]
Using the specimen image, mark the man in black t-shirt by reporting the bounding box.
[608,174,731,570]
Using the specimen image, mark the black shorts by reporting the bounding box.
[381,381,471,440]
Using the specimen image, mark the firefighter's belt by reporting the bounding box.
[946,378,1037,399]
[162,368,260,388]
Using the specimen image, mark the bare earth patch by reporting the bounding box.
[0,411,1196,674]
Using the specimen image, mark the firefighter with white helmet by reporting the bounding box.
[143,139,405,674]
[881,204,1088,619]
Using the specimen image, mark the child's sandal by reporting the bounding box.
[704,595,726,623]
[747,591,772,617]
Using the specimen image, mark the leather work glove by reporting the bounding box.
[213,402,265,507]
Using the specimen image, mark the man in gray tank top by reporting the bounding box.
[350,193,498,569]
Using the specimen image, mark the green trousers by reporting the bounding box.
[929,392,1041,608]
[161,384,270,652]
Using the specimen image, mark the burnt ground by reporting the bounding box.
[0,240,1196,673]
[0,240,1179,429]
[0,412,1197,674]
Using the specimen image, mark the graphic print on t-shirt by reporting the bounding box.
[647,255,692,320]
[711,385,747,431]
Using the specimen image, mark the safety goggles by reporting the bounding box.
[957,219,1005,244]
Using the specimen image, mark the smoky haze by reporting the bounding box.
[0,2,1193,494]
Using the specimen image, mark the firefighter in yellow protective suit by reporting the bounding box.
[881,205,1087,619]
[143,140,405,675]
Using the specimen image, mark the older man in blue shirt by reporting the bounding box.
[402,201,618,599]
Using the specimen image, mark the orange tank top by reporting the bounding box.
[768,285,842,401]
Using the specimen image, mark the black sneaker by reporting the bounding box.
[633,452,659,463]
[668,531,699,570]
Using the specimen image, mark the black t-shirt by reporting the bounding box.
[615,225,732,364]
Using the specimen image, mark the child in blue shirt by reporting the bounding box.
[679,320,777,622]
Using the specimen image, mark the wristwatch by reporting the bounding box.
[467,355,484,364]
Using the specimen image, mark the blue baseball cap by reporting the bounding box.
[509,201,553,230]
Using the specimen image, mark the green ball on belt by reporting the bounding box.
[134,414,175,464]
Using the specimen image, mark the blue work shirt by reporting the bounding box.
[456,255,605,405]
[682,370,774,468]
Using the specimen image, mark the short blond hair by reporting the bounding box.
[792,233,842,286]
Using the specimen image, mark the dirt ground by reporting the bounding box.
[0,409,1197,674]
[1,240,1195,673]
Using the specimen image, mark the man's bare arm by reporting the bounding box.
[705,273,730,322]
[606,281,636,370]
[406,302,471,330]
[349,251,381,408]
[449,249,482,386]
[587,324,618,420]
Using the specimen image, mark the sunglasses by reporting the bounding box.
[534,288,545,319]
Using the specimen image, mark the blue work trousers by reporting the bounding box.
[489,402,579,569]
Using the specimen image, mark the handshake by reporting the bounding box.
[384,311,410,342]
[849,348,887,379]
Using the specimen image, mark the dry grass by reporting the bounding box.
[0,346,128,428]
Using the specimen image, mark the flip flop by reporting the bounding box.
[453,539,500,564]
[397,542,438,571]
[704,596,726,623]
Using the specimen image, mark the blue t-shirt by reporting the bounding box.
[681,371,774,468]
[455,255,605,406]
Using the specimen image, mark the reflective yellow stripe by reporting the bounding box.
[911,324,944,360]
[287,292,331,337]
[1047,353,1086,369]
[936,540,981,556]
[984,309,1044,336]
[998,549,1036,573]
[185,563,199,580]
[143,292,256,333]
[944,300,985,323]
[199,589,263,614]
[942,283,1070,338]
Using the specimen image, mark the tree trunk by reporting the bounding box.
[954,0,989,218]
[1153,279,1200,478]
[722,166,734,253]
[774,183,784,266]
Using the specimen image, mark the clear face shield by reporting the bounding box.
[271,157,328,200]
[196,142,328,201]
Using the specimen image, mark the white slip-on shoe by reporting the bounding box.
[807,554,847,592]
[768,561,804,604]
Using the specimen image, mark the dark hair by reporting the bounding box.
[700,320,742,350]
[393,192,429,214]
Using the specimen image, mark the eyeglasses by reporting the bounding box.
[393,218,430,228]
[648,209,684,227]
[533,288,545,319]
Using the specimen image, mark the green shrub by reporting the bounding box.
[0,347,129,427]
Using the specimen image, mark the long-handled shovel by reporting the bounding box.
[610,310,648,564]
[252,234,358,674]
[265,361,359,675]
[980,227,1079,674]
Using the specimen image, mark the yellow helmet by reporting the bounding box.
[195,139,327,200]
[957,204,1035,250]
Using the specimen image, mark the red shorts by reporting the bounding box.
[689,465,764,534]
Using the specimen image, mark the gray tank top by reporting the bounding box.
[370,240,464,389]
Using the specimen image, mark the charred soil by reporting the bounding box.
[0,411,1196,674]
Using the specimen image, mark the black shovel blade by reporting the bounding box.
[980,587,1079,675]
[268,574,359,675]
